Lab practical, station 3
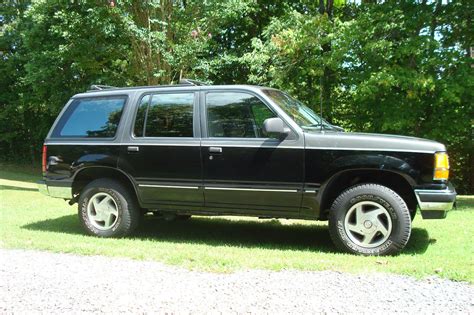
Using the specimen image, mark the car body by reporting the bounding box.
[38,81,456,255]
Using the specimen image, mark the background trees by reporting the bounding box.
[0,0,472,193]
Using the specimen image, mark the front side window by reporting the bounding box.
[134,93,194,137]
[206,92,276,138]
[53,96,126,138]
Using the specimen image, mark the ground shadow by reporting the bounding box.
[22,215,431,254]
[0,171,40,184]
[0,185,38,192]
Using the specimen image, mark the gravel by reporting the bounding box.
[0,248,472,314]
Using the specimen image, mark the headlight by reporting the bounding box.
[434,152,449,180]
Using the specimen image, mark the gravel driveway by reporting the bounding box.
[0,248,472,313]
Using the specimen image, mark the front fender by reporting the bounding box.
[301,149,434,218]
[325,154,418,186]
[304,149,434,188]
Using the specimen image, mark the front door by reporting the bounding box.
[201,90,304,214]
[119,91,203,208]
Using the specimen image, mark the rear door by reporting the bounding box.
[118,90,203,209]
[201,89,304,214]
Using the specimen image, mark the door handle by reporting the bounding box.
[208,147,222,154]
[127,146,139,153]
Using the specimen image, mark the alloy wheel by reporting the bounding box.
[343,201,393,248]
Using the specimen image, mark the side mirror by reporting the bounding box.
[263,117,290,139]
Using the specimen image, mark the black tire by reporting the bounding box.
[328,183,412,256]
[78,178,140,237]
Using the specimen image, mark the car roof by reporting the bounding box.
[73,84,277,98]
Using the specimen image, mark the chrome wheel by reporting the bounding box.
[344,201,392,248]
[86,192,119,230]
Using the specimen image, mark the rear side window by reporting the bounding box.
[52,96,126,138]
[133,93,194,138]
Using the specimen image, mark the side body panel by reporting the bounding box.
[201,142,304,213]
[305,149,435,187]
[199,89,305,215]
[44,144,121,182]
[118,142,203,207]
[117,89,204,208]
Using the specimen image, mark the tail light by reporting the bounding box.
[42,145,47,173]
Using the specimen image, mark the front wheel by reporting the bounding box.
[78,178,140,238]
[329,183,412,256]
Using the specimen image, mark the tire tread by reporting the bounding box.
[328,183,411,255]
[78,178,140,238]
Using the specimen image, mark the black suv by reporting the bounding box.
[38,80,456,255]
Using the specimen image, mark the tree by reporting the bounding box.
[116,0,211,84]
[1,1,131,162]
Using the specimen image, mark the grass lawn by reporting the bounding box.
[1,162,473,282]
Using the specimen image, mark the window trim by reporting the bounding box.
[130,91,198,140]
[50,95,129,140]
[203,90,281,140]
[132,94,151,138]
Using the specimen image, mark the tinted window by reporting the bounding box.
[134,93,194,138]
[53,96,126,138]
[206,92,276,138]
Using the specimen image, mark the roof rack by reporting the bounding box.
[87,79,208,92]
[89,84,117,91]
[179,78,208,86]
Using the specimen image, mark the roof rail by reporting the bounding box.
[179,78,208,86]
[86,79,207,93]
[89,84,117,91]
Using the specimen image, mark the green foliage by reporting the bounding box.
[1,0,132,161]
[0,0,472,192]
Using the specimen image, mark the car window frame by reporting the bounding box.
[130,91,199,140]
[50,95,129,140]
[202,90,283,140]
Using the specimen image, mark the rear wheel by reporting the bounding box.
[329,183,412,256]
[78,178,140,237]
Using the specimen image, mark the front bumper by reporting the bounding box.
[415,183,456,219]
[37,180,72,199]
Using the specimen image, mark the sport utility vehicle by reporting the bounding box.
[38,80,456,255]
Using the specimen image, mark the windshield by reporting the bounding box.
[262,89,335,130]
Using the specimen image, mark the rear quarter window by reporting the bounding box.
[52,96,126,138]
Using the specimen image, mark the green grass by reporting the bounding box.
[0,163,473,282]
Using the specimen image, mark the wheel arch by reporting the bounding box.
[318,169,417,220]
[71,166,139,204]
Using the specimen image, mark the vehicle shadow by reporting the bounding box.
[0,185,38,192]
[21,215,431,254]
